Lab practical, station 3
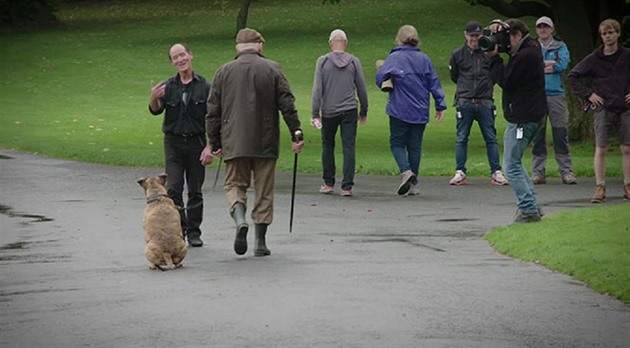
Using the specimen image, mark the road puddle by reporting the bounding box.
[0,204,54,223]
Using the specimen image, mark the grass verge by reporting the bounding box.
[485,204,630,304]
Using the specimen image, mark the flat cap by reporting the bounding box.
[236,28,265,44]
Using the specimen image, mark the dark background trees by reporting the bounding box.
[0,0,58,26]
[466,0,630,74]
[466,0,630,141]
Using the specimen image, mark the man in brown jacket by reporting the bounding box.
[205,28,304,256]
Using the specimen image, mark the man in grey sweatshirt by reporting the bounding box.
[311,29,369,197]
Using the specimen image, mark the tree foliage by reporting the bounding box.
[0,0,58,26]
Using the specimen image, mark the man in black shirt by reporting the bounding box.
[149,43,213,247]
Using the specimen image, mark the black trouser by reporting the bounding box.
[164,134,206,237]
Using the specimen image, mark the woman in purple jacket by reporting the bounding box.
[376,25,447,196]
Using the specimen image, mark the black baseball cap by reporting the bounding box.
[465,21,482,34]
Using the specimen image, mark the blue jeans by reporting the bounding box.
[389,116,426,176]
[503,122,542,214]
[321,109,357,190]
[455,100,501,174]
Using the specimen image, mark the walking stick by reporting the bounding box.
[212,157,223,191]
[289,130,303,233]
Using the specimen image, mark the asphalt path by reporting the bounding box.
[1,149,629,347]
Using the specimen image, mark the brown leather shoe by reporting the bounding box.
[562,173,577,185]
[590,185,606,203]
[532,175,546,185]
[624,184,630,202]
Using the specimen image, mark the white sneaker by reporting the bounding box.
[449,170,467,185]
[491,170,509,186]
[397,170,415,195]
[406,183,420,196]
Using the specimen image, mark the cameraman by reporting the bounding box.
[487,19,547,223]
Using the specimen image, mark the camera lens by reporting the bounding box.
[479,34,496,52]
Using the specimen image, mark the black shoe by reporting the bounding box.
[187,233,204,247]
[513,210,541,224]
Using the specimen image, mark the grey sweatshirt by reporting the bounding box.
[311,51,368,118]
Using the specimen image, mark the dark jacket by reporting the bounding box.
[567,46,630,113]
[149,72,211,135]
[449,44,494,100]
[205,51,302,161]
[490,35,546,124]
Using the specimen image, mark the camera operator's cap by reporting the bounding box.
[536,16,554,28]
[329,29,347,42]
[236,28,265,44]
[465,21,482,34]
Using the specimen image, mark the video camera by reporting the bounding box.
[479,20,511,53]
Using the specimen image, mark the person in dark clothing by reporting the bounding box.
[568,18,630,203]
[448,20,508,186]
[206,28,304,256]
[149,43,213,247]
[488,19,547,223]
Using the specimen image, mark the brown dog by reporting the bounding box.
[137,173,187,270]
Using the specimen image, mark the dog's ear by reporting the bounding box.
[158,173,168,185]
[137,177,147,187]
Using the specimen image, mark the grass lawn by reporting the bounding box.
[1,0,628,303]
[485,204,630,304]
[0,0,622,177]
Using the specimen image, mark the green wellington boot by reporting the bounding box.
[254,224,271,257]
[230,202,249,255]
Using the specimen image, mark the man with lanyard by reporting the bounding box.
[488,19,547,223]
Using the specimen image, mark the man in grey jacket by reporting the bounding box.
[206,28,304,256]
[311,29,368,197]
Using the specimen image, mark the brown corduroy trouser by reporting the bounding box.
[224,157,276,225]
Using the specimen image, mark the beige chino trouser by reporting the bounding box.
[224,157,276,225]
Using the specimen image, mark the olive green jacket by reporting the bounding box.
[206,51,302,160]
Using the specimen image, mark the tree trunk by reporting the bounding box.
[551,3,594,142]
[236,0,253,34]
[565,80,594,142]
[550,0,594,62]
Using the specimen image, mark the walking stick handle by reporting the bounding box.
[293,130,303,142]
